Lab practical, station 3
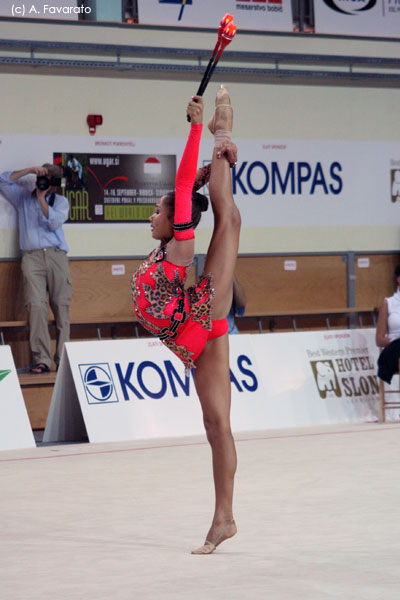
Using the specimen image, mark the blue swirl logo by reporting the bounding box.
[80,364,118,403]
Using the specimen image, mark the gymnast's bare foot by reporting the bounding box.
[191,518,237,555]
[208,84,233,135]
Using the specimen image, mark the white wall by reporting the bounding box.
[0,20,399,258]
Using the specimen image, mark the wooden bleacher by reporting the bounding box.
[18,371,57,430]
[0,251,399,430]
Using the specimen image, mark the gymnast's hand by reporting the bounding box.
[187,96,203,125]
[217,141,237,167]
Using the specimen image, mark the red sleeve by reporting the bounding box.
[173,123,203,241]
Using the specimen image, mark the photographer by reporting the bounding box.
[0,164,71,373]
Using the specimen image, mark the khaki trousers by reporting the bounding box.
[21,248,72,368]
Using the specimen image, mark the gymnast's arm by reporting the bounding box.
[167,96,203,266]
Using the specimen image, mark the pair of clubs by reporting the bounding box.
[187,13,237,122]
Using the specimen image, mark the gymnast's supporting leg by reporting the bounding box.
[192,336,237,554]
[192,86,240,554]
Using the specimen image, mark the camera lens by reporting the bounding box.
[36,175,51,190]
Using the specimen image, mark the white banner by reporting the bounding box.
[228,138,400,228]
[44,329,383,444]
[1,133,400,233]
[137,0,293,32]
[314,0,400,38]
[43,335,266,443]
[0,346,35,450]
[250,328,382,428]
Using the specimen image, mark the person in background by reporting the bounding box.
[376,264,400,384]
[227,275,246,334]
[0,164,71,373]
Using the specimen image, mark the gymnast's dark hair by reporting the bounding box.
[163,190,209,229]
[394,264,400,280]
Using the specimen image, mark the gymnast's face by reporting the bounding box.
[150,196,173,241]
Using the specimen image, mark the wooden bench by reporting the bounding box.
[237,307,377,333]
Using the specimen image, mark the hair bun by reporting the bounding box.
[193,192,209,213]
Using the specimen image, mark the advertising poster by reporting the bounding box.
[137,0,293,32]
[1,133,400,255]
[250,329,381,428]
[44,330,385,444]
[43,335,266,443]
[314,0,400,38]
[54,152,176,223]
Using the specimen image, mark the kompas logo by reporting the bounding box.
[79,363,119,404]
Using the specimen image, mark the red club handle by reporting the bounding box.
[187,15,237,122]
[211,14,234,59]
[214,22,237,63]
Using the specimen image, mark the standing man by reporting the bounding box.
[0,164,71,373]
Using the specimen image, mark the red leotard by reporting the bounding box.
[131,124,228,370]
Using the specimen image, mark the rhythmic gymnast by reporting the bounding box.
[131,85,241,554]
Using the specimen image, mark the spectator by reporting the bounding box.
[376,264,400,384]
[227,275,246,334]
[0,164,71,373]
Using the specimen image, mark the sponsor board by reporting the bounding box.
[137,0,293,31]
[0,346,35,451]
[250,328,382,428]
[2,135,400,238]
[44,330,384,444]
[314,0,400,37]
[43,336,266,443]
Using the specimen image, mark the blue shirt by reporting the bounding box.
[227,301,245,335]
[0,171,69,252]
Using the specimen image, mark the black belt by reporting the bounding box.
[158,298,187,340]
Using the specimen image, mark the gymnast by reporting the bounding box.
[131,85,241,554]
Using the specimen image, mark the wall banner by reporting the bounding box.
[137,0,294,32]
[1,134,400,232]
[0,346,35,451]
[44,329,384,445]
[314,1,400,38]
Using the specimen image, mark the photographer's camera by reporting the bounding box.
[36,175,61,190]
